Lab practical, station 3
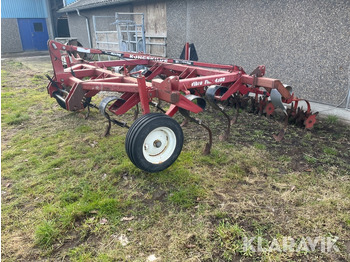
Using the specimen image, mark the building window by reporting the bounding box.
[34,23,43,32]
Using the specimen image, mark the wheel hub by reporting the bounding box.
[154,140,162,148]
[143,127,176,164]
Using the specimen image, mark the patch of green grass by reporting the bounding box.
[253,142,266,150]
[2,82,49,126]
[6,60,24,68]
[31,74,45,85]
[96,253,114,262]
[76,125,92,133]
[42,145,57,157]
[214,211,229,220]
[323,146,338,156]
[151,164,199,187]
[216,221,252,260]
[3,112,30,125]
[253,129,265,139]
[168,184,205,208]
[198,148,230,166]
[303,132,313,140]
[58,190,127,228]
[68,245,94,262]
[304,154,317,164]
[344,216,350,228]
[325,115,338,125]
[278,155,291,162]
[2,69,8,75]
[35,220,59,248]
[225,163,245,180]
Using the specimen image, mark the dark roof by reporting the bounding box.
[58,0,140,13]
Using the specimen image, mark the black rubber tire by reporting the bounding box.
[53,90,91,110]
[125,113,183,172]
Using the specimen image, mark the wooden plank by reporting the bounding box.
[133,2,166,36]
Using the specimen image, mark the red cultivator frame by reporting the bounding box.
[47,40,317,172]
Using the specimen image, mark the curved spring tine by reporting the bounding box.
[230,94,241,125]
[103,112,130,136]
[84,105,91,120]
[134,104,139,120]
[205,86,231,141]
[179,109,212,155]
[218,109,231,141]
[273,112,289,142]
[180,118,189,127]
[103,113,112,137]
[99,96,129,136]
[149,100,166,113]
[201,123,213,155]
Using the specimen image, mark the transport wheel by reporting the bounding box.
[53,90,91,110]
[125,113,183,172]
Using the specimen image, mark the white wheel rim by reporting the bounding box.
[142,127,177,164]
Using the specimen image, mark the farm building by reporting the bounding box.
[1,0,72,52]
[2,0,349,107]
[58,0,350,107]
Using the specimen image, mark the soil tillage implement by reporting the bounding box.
[46,40,318,172]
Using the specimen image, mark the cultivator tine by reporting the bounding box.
[82,99,98,119]
[178,95,212,154]
[218,110,231,141]
[231,105,240,125]
[201,124,213,155]
[103,113,113,137]
[250,96,258,114]
[229,93,241,125]
[85,105,91,119]
[133,104,139,120]
[99,96,129,136]
[180,118,189,127]
[99,96,119,116]
[295,107,305,126]
[149,100,166,113]
[258,96,264,115]
[179,108,212,155]
[260,96,269,116]
[206,86,232,141]
[273,112,289,142]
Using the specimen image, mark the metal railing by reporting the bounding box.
[92,14,167,59]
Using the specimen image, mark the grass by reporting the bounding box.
[2,58,350,261]
[216,221,249,260]
[35,220,60,248]
[325,115,339,125]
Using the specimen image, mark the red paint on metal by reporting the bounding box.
[137,77,150,114]
[47,40,315,129]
